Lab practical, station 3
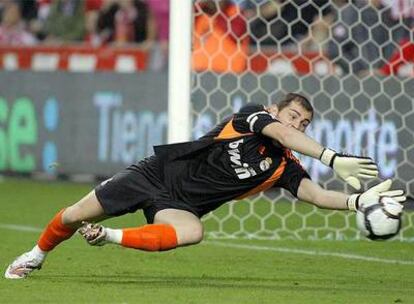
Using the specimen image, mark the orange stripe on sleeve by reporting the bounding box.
[214,118,252,140]
[236,158,287,200]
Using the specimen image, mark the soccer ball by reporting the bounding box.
[356,196,403,240]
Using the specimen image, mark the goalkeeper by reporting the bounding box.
[5,93,406,279]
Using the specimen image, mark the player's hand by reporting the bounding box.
[346,179,406,211]
[319,148,379,190]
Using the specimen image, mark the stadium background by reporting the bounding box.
[1,1,414,303]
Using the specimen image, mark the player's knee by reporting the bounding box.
[190,223,204,244]
[178,222,204,246]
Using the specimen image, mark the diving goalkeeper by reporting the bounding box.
[5,93,406,279]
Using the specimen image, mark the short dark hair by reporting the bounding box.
[276,93,314,119]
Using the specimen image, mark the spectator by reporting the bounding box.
[247,0,330,49]
[17,0,51,41]
[0,1,37,45]
[299,12,333,53]
[84,0,103,46]
[380,35,414,77]
[146,0,169,70]
[146,0,168,44]
[381,0,414,43]
[44,0,85,43]
[93,0,117,45]
[85,0,102,12]
[17,0,38,22]
[192,0,249,73]
[246,0,284,47]
[377,1,414,77]
[0,0,13,23]
[95,0,156,47]
[36,0,52,21]
[326,0,396,76]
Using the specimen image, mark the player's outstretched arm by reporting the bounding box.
[261,122,378,190]
[297,178,406,211]
[297,178,349,210]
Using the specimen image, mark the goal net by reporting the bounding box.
[189,0,414,241]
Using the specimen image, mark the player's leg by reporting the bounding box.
[61,190,109,227]
[38,190,109,250]
[79,208,203,250]
[5,190,108,279]
[153,208,204,246]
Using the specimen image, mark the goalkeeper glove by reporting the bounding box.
[346,179,406,211]
[319,148,379,190]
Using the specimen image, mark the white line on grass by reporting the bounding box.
[205,241,414,266]
[2,223,414,266]
[0,223,42,233]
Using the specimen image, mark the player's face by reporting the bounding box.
[272,102,312,132]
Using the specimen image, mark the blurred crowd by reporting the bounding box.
[0,0,412,75]
[0,0,167,47]
[193,0,413,76]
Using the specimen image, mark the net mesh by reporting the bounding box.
[190,0,414,241]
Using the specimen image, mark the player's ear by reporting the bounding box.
[266,105,279,118]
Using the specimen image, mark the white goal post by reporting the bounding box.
[167,0,193,143]
[169,0,414,241]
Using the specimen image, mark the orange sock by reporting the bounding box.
[121,224,177,251]
[37,209,77,252]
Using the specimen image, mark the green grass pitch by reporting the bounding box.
[1,177,414,304]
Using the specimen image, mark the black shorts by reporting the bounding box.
[94,157,199,223]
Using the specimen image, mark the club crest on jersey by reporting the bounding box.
[228,139,256,179]
[260,157,272,171]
